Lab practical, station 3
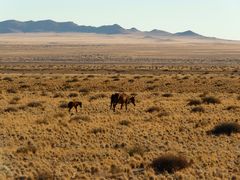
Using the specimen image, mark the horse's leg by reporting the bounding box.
[69,106,72,112]
[125,102,128,111]
[113,104,117,112]
[75,106,78,113]
[121,103,123,109]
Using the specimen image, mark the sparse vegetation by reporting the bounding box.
[1,35,240,179]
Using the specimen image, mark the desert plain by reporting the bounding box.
[0,33,240,179]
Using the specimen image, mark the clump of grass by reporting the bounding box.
[237,95,240,100]
[162,93,173,97]
[59,101,68,109]
[36,119,49,125]
[19,84,30,89]
[3,77,13,82]
[158,111,170,117]
[119,120,131,126]
[225,105,239,111]
[16,141,37,154]
[191,106,205,113]
[89,93,107,101]
[187,99,202,106]
[104,80,110,83]
[112,78,120,81]
[40,91,48,96]
[146,80,154,84]
[134,76,141,79]
[146,106,160,113]
[53,93,64,98]
[128,145,147,157]
[68,92,78,98]
[128,79,134,83]
[6,88,17,94]
[4,107,18,113]
[202,96,221,104]
[91,127,105,134]
[9,97,21,104]
[54,112,66,118]
[66,78,79,83]
[62,84,72,90]
[199,92,208,98]
[151,92,159,96]
[87,75,95,78]
[79,88,90,95]
[207,122,240,136]
[35,171,53,180]
[151,154,192,174]
[27,101,42,108]
[145,85,158,91]
[70,115,90,123]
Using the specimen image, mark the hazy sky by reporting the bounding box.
[1,0,239,40]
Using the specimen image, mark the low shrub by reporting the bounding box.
[27,101,42,108]
[187,99,202,106]
[207,122,240,136]
[191,106,205,113]
[119,120,131,126]
[146,106,160,113]
[202,96,221,104]
[68,92,78,98]
[151,154,192,174]
[4,107,18,113]
[70,115,90,123]
[162,93,173,97]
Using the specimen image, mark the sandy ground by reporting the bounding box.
[0,34,239,179]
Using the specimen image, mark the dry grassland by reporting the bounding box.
[0,34,239,179]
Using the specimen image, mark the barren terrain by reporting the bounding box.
[0,34,239,179]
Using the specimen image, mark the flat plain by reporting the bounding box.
[0,34,240,179]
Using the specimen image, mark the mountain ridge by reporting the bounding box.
[0,19,212,39]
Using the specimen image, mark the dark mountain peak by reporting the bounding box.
[127,27,140,33]
[175,30,202,37]
[147,29,172,36]
[96,24,126,34]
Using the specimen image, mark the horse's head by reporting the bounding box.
[78,102,82,108]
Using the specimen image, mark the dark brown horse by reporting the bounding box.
[68,101,82,112]
[110,93,135,112]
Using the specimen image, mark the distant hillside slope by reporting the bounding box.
[0,20,215,39]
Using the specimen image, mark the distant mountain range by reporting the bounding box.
[0,20,210,39]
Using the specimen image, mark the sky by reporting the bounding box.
[0,0,239,40]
